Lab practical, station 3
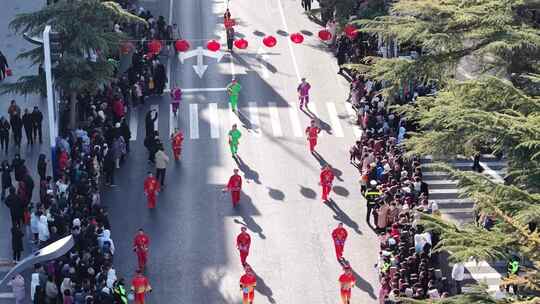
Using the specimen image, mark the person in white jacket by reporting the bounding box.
[98,229,116,255]
[452,262,465,294]
[8,274,25,304]
[37,213,49,247]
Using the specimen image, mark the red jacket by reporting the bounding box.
[320,169,334,186]
[227,175,242,191]
[144,177,160,194]
[236,232,251,252]
[332,227,348,245]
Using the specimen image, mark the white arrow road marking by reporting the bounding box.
[192,51,209,78]
[247,102,262,137]
[204,49,224,62]
[189,104,199,139]
[268,102,283,137]
[151,104,159,132]
[344,102,362,138]
[326,103,344,138]
[288,107,303,137]
[208,103,220,138]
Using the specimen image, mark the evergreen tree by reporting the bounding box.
[2,0,144,128]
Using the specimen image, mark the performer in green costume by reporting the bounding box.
[228,124,242,157]
[227,78,242,112]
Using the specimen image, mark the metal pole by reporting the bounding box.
[43,25,58,179]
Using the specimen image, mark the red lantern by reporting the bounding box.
[234,38,248,49]
[344,24,357,39]
[290,32,304,44]
[318,29,332,41]
[174,39,190,52]
[148,39,162,55]
[207,40,221,52]
[263,35,277,48]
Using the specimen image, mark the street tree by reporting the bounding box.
[1,0,144,128]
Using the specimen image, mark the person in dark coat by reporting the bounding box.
[0,51,8,80]
[120,118,131,153]
[154,62,167,95]
[22,108,33,145]
[11,154,26,182]
[0,116,10,153]
[144,110,157,138]
[4,186,24,227]
[1,160,12,200]
[37,154,47,180]
[10,113,23,149]
[103,149,116,186]
[11,223,24,262]
[31,106,43,144]
[226,27,235,51]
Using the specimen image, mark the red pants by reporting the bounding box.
[334,244,344,259]
[231,191,240,206]
[322,185,332,201]
[242,290,255,303]
[134,292,146,304]
[239,250,249,265]
[147,193,157,208]
[340,289,351,301]
[309,138,317,151]
[173,148,181,160]
[136,250,148,270]
[299,95,309,106]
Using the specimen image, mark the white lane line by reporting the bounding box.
[189,104,199,139]
[165,0,173,92]
[169,104,177,136]
[208,103,220,138]
[326,103,344,138]
[229,54,236,80]
[268,102,283,137]
[129,109,138,141]
[344,102,362,138]
[183,88,228,93]
[0,293,14,299]
[256,47,270,79]
[248,102,262,137]
[229,104,241,128]
[150,104,159,132]
[277,0,301,82]
[288,107,303,137]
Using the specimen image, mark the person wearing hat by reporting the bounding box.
[305,119,321,152]
[297,77,311,109]
[131,269,151,304]
[236,226,251,266]
[133,229,150,271]
[332,223,348,262]
[365,180,381,226]
[223,169,242,207]
[143,172,160,209]
[226,78,242,112]
[228,124,242,157]
[320,165,335,203]
[239,265,257,304]
[338,266,356,304]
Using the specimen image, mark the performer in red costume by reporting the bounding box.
[143,172,160,208]
[131,269,152,304]
[223,169,242,207]
[236,226,251,266]
[338,266,356,304]
[320,165,335,203]
[332,223,348,261]
[171,128,184,160]
[305,119,321,152]
[133,228,150,271]
[239,265,257,304]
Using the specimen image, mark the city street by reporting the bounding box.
[103,0,380,302]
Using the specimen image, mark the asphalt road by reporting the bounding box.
[105,0,381,303]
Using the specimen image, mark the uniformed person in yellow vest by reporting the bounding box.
[364,180,381,226]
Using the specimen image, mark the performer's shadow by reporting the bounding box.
[351,267,377,299]
[233,193,266,239]
[301,108,333,134]
[251,267,276,303]
[325,199,362,235]
[234,155,261,184]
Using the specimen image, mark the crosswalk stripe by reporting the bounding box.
[229,104,240,127]
[288,106,303,137]
[129,109,138,141]
[309,102,319,119]
[208,103,220,139]
[169,104,177,137]
[189,104,199,139]
[0,293,14,299]
[326,103,344,137]
[248,102,262,137]
[344,102,362,138]
[268,102,283,137]
[151,104,159,131]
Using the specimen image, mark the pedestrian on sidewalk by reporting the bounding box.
[144,109,158,139]
[451,262,464,294]
[7,274,25,304]
[228,124,241,157]
[1,160,12,200]
[154,146,169,186]
[0,116,10,153]
[103,146,116,186]
[120,118,131,153]
[10,111,23,149]
[11,222,24,263]
[0,51,9,81]
[22,108,33,145]
[226,79,241,112]
[5,186,24,227]
[236,226,251,266]
[31,106,43,144]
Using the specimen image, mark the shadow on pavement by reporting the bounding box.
[351,267,377,299]
[299,185,317,199]
[234,155,261,184]
[333,185,350,197]
[267,187,285,201]
[325,199,362,235]
[251,267,276,303]
[233,193,265,239]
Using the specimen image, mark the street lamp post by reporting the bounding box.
[43,25,58,179]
